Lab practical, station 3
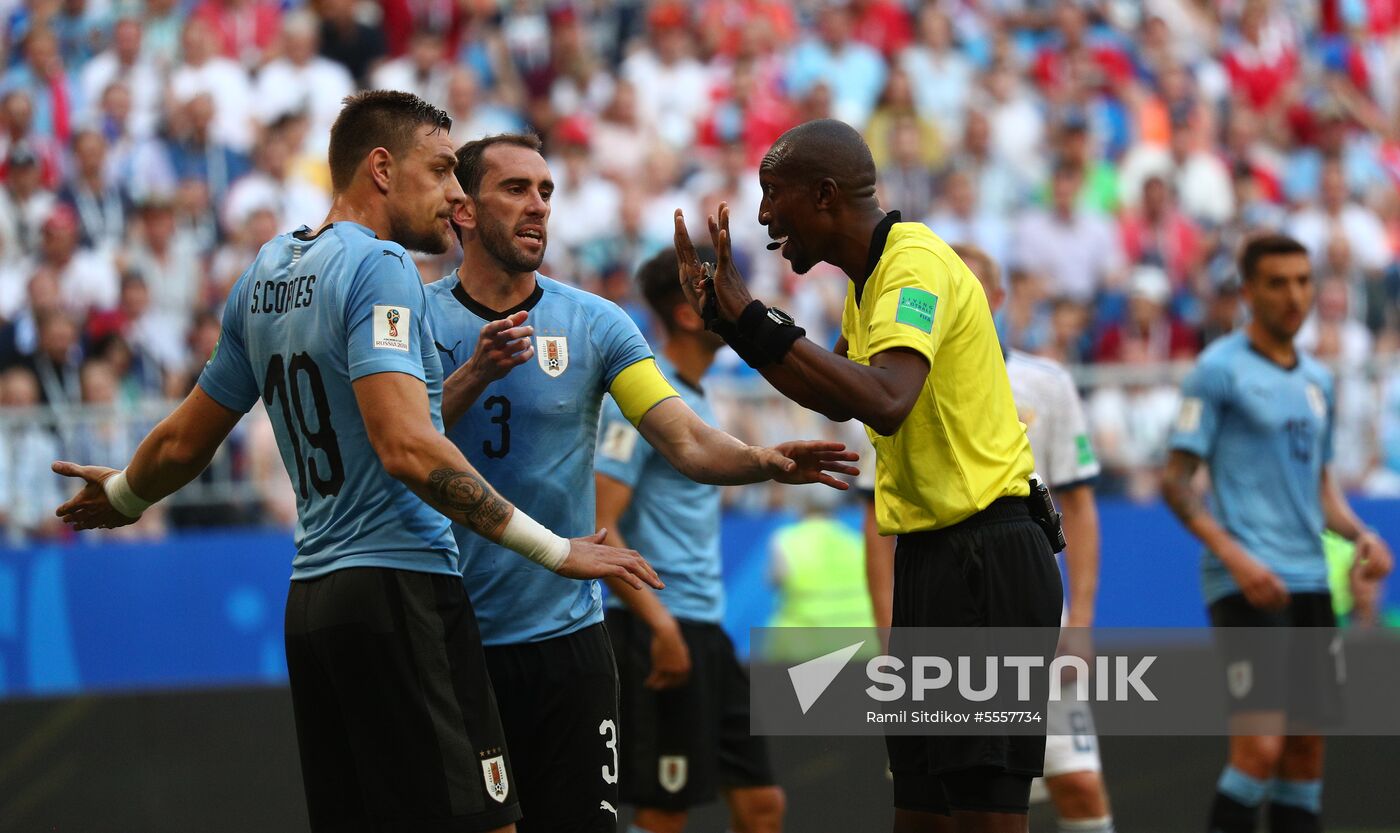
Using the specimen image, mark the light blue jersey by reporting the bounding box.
[199,222,459,580]
[423,273,654,645]
[1168,331,1335,603]
[595,356,724,624]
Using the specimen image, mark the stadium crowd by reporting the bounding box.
[2,0,1400,538]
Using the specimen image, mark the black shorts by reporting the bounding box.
[484,622,620,833]
[606,608,776,812]
[284,567,521,833]
[1208,592,1345,727]
[885,497,1062,814]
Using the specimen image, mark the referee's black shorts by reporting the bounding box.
[285,567,521,833]
[886,497,1063,816]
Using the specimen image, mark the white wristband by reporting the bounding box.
[498,508,570,571]
[104,470,152,518]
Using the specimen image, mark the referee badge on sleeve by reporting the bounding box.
[481,755,509,803]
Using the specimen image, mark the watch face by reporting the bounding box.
[767,307,795,326]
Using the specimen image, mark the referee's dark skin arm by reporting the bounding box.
[675,202,928,436]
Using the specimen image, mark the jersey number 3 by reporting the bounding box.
[264,353,345,499]
[483,395,511,459]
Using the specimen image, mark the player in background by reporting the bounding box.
[594,247,786,833]
[952,244,1114,833]
[423,133,857,833]
[50,92,661,833]
[1163,234,1392,833]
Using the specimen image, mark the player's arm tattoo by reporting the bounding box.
[1161,450,1205,524]
[428,467,512,534]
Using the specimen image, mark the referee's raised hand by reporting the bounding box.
[757,441,860,490]
[52,461,140,530]
[705,201,756,322]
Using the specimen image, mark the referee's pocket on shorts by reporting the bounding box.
[953,541,990,626]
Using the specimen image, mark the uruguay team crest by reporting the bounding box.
[1227,660,1253,700]
[537,336,569,377]
[658,755,688,794]
[481,755,509,803]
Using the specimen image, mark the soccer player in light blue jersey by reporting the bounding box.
[1163,234,1393,833]
[51,92,659,833]
[423,133,858,833]
[595,248,785,833]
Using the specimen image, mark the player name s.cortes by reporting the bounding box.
[251,274,317,315]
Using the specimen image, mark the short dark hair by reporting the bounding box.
[637,245,716,334]
[1238,233,1309,282]
[327,90,451,192]
[454,133,544,198]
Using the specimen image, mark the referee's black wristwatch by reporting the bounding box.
[718,301,806,368]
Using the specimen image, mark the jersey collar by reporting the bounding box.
[451,275,544,320]
[854,210,901,306]
[292,221,378,242]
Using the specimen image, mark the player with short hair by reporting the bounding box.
[594,247,786,833]
[423,133,857,833]
[51,91,660,833]
[1163,233,1393,833]
[953,244,1115,833]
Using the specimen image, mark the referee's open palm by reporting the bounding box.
[559,529,664,591]
[760,441,860,489]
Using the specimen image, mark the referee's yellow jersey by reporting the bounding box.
[841,212,1034,535]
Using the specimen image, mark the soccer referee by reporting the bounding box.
[674,119,1063,832]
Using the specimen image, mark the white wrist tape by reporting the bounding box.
[104,470,152,518]
[498,508,570,571]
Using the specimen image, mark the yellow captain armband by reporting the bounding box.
[610,358,679,426]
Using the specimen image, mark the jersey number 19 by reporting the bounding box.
[264,353,346,499]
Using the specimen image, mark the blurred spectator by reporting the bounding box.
[875,115,936,217]
[50,0,104,68]
[142,0,187,71]
[118,195,206,322]
[0,28,78,147]
[0,145,57,259]
[587,81,650,180]
[850,0,913,58]
[621,7,709,148]
[222,125,330,238]
[1049,118,1118,215]
[99,83,179,200]
[0,365,64,539]
[898,6,973,138]
[79,18,163,142]
[254,12,356,152]
[697,0,797,59]
[1222,0,1299,116]
[546,10,614,121]
[984,62,1047,186]
[210,205,279,299]
[1200,279,1244,346]
[191,0,282,68]
[1093,266,1200,363]
[1014,162,1125,303]
[57,128,128,253]
[925,168,1012,273]
[162,93,251,210]
[0,268,62,358]
[31,205,120,315]
[25,307,83,406]
[169,19,257,153]
[548,127,622,259]
[1282,103,1385,205]
[1119,175,1205,290]
[785,4,886,128]
[940,108,1027,217]
[866,66,942,171]
[1287,160,1391,273]
[317,0,387,87]
[86,273,188,382]
[444,67,525,144]
[371,30,452,111]
[0,91,61,187]
[1119,108,1236,226]
[1298,275,1373,372]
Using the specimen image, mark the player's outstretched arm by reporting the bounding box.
[674,205,928,435]
[355,370,662,590]
[440,310,535,428]
[595,472,691,689]
[54,385,243,530]
[633,397,859,488]
[1162,449,1289,610]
